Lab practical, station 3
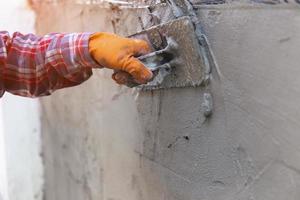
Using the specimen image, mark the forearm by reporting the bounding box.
[0,31,100,98]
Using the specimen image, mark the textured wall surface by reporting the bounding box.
[35,1,300,200]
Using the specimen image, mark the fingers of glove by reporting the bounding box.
[129,39,151,56]
[123,57,153,84]
[112,71,131,85]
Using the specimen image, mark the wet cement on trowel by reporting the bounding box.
[130,16,205,90]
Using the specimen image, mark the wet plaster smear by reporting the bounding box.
[33,1,300,200]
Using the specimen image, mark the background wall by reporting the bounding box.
[0,1,44,200]
[33,1,300,200]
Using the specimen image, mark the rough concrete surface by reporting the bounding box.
[35,1,300,200]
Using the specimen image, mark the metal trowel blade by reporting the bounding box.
[129,16,205,90]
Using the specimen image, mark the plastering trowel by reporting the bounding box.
[127,16,205,90]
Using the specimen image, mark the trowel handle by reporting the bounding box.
[138,37,178,71]
[124,37,178,88]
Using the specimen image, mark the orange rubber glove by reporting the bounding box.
[89,32,153,85]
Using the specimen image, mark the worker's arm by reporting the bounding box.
[0,31,152,98]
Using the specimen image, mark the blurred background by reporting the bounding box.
[0,1,41,200]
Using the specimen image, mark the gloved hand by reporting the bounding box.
[89,32,153,85]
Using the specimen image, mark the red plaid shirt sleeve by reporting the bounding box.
[0,31,100,98]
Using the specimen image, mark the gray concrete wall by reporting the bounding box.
[35,1,300,200]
